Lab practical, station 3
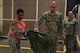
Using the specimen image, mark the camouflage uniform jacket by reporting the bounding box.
[11,18,25,36]
[34,11,62,36]
[63,17,78,36]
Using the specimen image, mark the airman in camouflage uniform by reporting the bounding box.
[8,9,27,53]
[34,1,62,53]
[63,11,78,53]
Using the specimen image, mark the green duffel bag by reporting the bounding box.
[27,30,52,53]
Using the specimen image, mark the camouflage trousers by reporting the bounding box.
[65,35,75,53]
[8,35,21,53]
[49,34,58,53]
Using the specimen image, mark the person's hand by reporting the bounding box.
[34,28,39,32]
[62,35,66,40]
[24,29,29,32]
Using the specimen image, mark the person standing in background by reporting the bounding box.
[63,11,78,53]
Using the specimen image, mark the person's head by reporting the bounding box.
[50,1,57,13]
[17,9,24,20]
[68,11,74,19]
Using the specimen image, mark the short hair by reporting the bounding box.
[68,11,73,14]
[17,9,24,14]
[50,1,57,6]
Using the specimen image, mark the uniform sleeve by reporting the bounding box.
[74,20,78,35]
[62,21,66,35]
[12,21,24,35]
[58,14,63,35]
[34,13,46,28]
